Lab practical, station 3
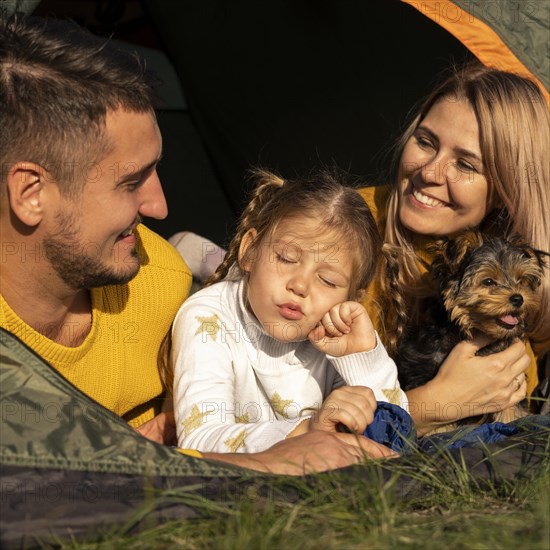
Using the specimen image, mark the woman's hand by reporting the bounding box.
[306,386,377,434]
[407,336,530,434]
[308,301,377,356]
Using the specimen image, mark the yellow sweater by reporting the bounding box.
[0,224,192,427]
[359,185,539,396]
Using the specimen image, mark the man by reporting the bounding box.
[0,14,392,474]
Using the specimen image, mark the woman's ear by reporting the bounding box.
[238,228,258,273]
[5,162,51,227]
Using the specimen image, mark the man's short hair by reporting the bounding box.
[0,14,159,195]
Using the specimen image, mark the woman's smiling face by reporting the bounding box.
[398,96,492,237]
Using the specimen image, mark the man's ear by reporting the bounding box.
[238,228,258,273]
[5,162,52,227]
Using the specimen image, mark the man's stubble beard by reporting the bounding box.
[43,210,140,290]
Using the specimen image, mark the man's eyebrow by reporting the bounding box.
[117,154,163,183]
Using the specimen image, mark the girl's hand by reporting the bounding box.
[308,386,377,434]
[308,301,377,356]
[407,336,530,434]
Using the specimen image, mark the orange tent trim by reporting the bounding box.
[402,0,549,105]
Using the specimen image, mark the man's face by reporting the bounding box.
[43,109,167,289]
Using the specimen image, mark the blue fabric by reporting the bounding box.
[419,414,550,453]
[418,422,519,453]
[364,402,549,455]
[364,401,415,452]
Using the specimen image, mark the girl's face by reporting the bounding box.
[398,96,492,237]
[240,216,355,342]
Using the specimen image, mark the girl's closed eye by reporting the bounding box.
[274,242,302,264]
[319,275,337,288]
[318,269,349,289]
[276,252,295,264]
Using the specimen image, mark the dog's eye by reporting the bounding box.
[481,278,496,286]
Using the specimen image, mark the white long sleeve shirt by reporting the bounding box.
[172,279,407,453]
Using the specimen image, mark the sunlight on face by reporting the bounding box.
[243,216,356,342]
[398,97,490,237]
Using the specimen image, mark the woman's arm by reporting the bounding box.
[407,337,530,435]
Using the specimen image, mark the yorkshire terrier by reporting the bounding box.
[395,230,547,430]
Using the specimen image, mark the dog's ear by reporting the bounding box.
[508,234,550,273]
[533,249,550,271]
[429,230,484,277]
[523,245,549,273]
[524,248,550,284]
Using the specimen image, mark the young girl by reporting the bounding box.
[171,170,407,453]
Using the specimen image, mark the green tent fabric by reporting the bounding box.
[461,0,548,91]
[1,3,549,547]
[0,328,248,546]
[404,0,549,94]
[0,330,231,478]
[1,328,549,547]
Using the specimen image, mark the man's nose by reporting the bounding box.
[139,171,168,220]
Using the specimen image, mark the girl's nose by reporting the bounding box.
[287,271,309,297]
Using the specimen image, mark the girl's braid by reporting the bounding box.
[204,169,284,287]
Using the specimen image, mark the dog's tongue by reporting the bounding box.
[500,314,519,326]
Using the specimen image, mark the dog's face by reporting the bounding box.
[428,231,547,340]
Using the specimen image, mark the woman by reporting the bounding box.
[360,63,549,434]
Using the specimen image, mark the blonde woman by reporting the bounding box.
[360,64,549,434]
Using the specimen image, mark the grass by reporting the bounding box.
[64,432,550,550]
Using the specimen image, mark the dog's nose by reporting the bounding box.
[510,294,524,307]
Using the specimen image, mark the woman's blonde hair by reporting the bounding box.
[379,63,550,355]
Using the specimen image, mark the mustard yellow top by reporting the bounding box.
[358,185,539,396]
[0,224,192,427]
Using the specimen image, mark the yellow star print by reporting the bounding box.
[182,405,210,436]
[382,387,402,405]
[235,412,250,423]
[195,314,221,341]
[224,429,248,452]
[270,392,294,419]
